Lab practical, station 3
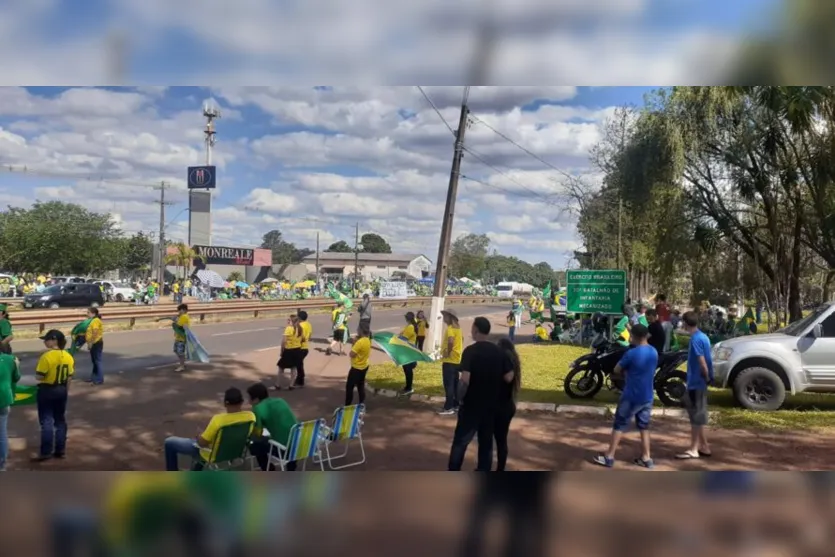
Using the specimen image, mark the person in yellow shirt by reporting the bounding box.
[172,303,190,372]
[84,307,105,385]
[276,315,303,390]
[415,310,429,351]
[294,310,312,388]
[163,387,255,470]
[399,312,419,396]
[438,309,464,415]
[346,323,372,406]
[326,305,347,356]
[534,321,550,343]
[32,329,75,462]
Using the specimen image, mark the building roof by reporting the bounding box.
[303,252,429,264]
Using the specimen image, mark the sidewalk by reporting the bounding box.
[5,312,835,470]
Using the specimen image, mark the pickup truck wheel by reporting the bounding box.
[115,294,124,302]
[733,367,786,411]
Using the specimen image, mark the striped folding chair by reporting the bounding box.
[316,404,366,470]
[266,418,327,471]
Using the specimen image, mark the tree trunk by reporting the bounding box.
[788,212,803,322]
[823,270,835,302]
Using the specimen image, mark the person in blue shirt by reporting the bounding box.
[591,324,657,469]
[676,310,714,460]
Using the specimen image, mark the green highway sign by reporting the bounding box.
[566,270,627,314]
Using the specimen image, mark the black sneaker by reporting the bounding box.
[30,454,52,463]
[53,452,65,459]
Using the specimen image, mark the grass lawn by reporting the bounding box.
[367,343,835,432]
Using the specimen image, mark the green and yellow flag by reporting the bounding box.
[735,308,756,335]
[372,332,433,366]
[13,384,37,406]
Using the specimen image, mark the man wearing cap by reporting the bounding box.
[33,329,75,462]
[438,309,463,416]
[0,304,13,354]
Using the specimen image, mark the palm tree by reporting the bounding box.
[164,242,205,279]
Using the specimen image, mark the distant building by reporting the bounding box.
[302,252,433,281]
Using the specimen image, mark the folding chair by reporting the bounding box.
[265,418,328,471]
[194,420,254,471]
[316,404,366,470]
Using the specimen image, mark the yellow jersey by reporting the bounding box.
[351,337,371,369]
[283,326,302,349]
[401,323,417,344]
[198,411,256,462]
[417,319,427,337]
[300,321,312,350]
[535,326,549,341]
[86,317,104,345]
[441,325,463,364]
[173,314,190,342]
[36,349,75,385]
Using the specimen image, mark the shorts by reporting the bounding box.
[612,400,652,432]
[277,348,302,370]
[333,329,347,343]
[173,341,186,356]
[684,389,709,426]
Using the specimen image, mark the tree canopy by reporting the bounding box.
[325,240,353,253]
[360,233,391,253]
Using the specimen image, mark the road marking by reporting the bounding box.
[212,327,278,337]
[145,363,172,370]
[256,346,279,352]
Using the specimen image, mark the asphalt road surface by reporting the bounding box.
[11,304,506,382]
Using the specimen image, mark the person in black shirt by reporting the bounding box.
[646,309,666,354]
[494,338,521,471]
[448,317,514,471]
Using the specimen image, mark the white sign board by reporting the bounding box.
[379,281,408,299]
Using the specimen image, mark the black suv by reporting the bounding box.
[23,283,106,309]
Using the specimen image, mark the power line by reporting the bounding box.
[468,114,578,183]
[0,163,177,193]
[415,86,456,136]
[462,146,565,206]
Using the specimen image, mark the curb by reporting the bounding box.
[371,388,712,419]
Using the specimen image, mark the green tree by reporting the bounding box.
[227,271,245,282]
[0,201,124,274]
[123,232,154,274]
[326,240,353,253]
[449,233,490,279]
[360,233,391,253]
[260,229,306,264]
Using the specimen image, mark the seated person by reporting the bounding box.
[533,322,550,343]
[246,382,300,471]
[163,387,255,471]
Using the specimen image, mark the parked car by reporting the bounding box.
[92,280,136,302]
[23,283,105,309]
[51,276,88,285]
[712,302,835,411]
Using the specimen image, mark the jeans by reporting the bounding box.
[89,341,104,384]
[448,406,496,471]
[249,436,298,471]
[164,436,202,471]
[0,406,8,470]
[402,363,416,391]
[661,321,673,353]
[508,326,516,342]
[37,385,68,457]
[51,507,106,557]
[346,367,368,406]
[441,363,460,411]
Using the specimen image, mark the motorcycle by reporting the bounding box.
[563,334,689,407]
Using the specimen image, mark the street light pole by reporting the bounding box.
[427,87,470,356]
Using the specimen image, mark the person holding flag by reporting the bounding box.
[0,305,13,355]
[398,312,420,396]
[326,303,348,356]
[159,304,191,372]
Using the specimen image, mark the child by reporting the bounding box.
[591,324,656,468]
[415,310,429,351]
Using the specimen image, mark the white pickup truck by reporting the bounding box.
[712,302,835,411]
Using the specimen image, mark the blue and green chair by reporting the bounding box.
[266,418,328,471]
[316,404,366,470]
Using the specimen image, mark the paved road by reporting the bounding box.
[11,304,507,382]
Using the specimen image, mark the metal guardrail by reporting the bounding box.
[10,296,504,333]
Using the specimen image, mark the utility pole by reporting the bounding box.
[155,181,173,284]
[315,232,320,288]
[427,87,470,356]
[354,223,360,297]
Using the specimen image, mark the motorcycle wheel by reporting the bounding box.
[656,370,688,407]
[564,366,604,399]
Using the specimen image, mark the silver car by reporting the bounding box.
[712,302,835,411]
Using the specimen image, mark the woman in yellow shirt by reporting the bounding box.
[399,312,419,396]
[85,307,105,384]
[276,315,303,390]
[346,323,372,406]
[439,309,463,415]
[415,310,429,351]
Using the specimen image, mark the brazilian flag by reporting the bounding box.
[13,383,36,406]
[372,332,434,366]
[735,308,756,335]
